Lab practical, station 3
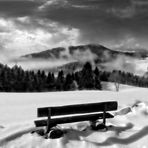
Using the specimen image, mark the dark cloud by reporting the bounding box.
[0,0,148,58]
[35,0,148,48]
[0,0,41,18]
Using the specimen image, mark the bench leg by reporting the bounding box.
[46,108,51,134]
[103,105,106,126]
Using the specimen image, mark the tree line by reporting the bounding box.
[0,62,101,92]
[100,70,148,88]
[0,62,148,92]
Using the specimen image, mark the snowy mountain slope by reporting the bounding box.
[15,44,148,74]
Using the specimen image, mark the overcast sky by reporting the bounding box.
[0,0,148,61]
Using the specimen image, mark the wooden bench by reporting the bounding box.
[34,101,118,133]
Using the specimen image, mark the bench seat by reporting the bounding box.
[34,101,118,133]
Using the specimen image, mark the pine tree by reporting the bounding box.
[64,73,73,91]
[80,62,95,89]
[94,76,102,90]
[94,67,100,77]
[56,70,65,91]
[70,80,78,90]
[46,72,55,91]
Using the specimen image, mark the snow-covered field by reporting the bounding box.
[0,84,148,148]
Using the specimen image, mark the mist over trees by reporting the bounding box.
[0,62,101,92]
[0,62,148,92]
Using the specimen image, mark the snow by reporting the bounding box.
[0,85,148,147]
[101,81,137,91]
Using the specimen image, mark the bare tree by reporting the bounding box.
[109,71,121,92]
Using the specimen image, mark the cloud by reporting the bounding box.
[108,6,136,18]
[103,55,137,73]
[0,0,41,18]
[0,17,80,64]
[132,0,148,6]
[0,0,148,65]
[36,0,148,48]
[10,58,71,71]
[70,48,98,63]
[38,0,68,10]
[110,36,142,51]
[0,18,14,33]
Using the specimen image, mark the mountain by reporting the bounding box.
[20,44,148,73]
[23,44,148,60]
[23,47,66,59]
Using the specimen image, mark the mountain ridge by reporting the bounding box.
[22,44,148,60]
[20,44,148,73]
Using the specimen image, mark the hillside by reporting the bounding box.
[23,44,148,61]
[19,44,148,73]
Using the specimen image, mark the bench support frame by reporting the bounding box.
[103,104,106,125]
[46,108,51,133]
[35,101,118,133]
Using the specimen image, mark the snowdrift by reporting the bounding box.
[0,87,148,147]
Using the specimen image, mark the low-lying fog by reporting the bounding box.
[1,48,148,76]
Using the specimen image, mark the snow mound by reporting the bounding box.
[0,89,148,147]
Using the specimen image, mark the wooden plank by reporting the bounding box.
[37,101,118,117]
[35,112,114,127]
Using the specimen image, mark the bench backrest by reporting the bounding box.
[37,101,118,117]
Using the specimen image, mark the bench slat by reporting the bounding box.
[38,101,117,117]
[35,112,114,127]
